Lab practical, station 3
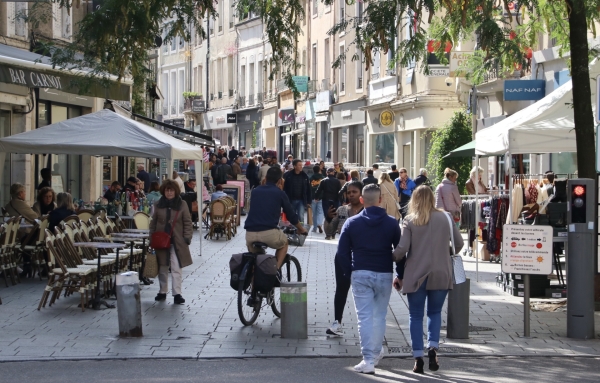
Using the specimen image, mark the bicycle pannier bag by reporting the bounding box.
[229,253,252,290]
[253,254,278,292]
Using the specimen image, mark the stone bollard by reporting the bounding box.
[447,278,470,339]
[116,271,143,337]
[280,281,307,339]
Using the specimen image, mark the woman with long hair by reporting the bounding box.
[392,186,463,373]
[378,172,401,221]
[48,192,76,231]
[150,179,193,304]
[435,168,461,226]
[32,187,56,216]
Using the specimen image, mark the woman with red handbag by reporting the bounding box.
[149,179,193,304]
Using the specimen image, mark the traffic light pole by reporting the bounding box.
[567,178,596,339]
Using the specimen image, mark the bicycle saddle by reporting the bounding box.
[252,242,269,249]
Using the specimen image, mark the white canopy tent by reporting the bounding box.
[0,108,207,254]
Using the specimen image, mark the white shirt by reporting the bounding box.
[174,177,185,194]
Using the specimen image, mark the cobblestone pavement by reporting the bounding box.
[1,219,599,361]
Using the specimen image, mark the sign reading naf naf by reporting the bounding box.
[503,80,546,101]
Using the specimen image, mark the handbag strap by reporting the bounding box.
[444,212,456,256]
[168,209,180,236]
[382,183,397,201]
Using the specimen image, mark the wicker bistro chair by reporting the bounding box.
[133,211,151,230]
[79,221,130,274]
[113,213,127,232]
[20,216,49,280]
[15,218,42,279]
[37,230,97,311]
[77,209,95,223]
[220,196,237,236]
[207,199,233,240]
[1,217,21,286]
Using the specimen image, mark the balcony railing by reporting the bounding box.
[307,79,317,94]
[357,77,363,88]
[162,106,168,116]
[238,95,246,108]
[248,93,254,105]
[229,89,234,97]
[483,61,500,83]
[210,93,214,101]
[340,82,345,92]
[218,91,223,99]
[257,92,263,103]
[321,78,329,91]
[179,104,184,114]
[371,73,380,81]
[277,78,288,93]
[170,105,176,115]
[386,69,396,76]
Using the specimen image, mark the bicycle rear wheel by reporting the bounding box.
[271,255,302,317]
[238,275,261,326]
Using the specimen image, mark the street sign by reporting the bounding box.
[502,225,553,275]
[292,76,310,92]
[426,67,449,77]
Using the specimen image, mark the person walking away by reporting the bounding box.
[215,157,233,185]
[372,164,382,180]
[314,168,342,239]
[245,167,307,268]
[394,168,416,219]
[309,165,325,233]
[137,165,151,193]
[414,168,430,187]
[150,180,193,305]
[232,157,242,179]
[37,168,52,190]
[282,159,311,224]
[393,186,463,373]
[465,166,487,195]
[32,187,56,216]
[258,158,271,184]
[325,181,364,336]
[146,181,162,204]
[435,168,462,226]
[172,171,185,194]
[246,159,259,189]
[378,173,401,221]
[228,146,239,163]
[361,169,378,187]
[337,184,401,374]
[388,165,400,181]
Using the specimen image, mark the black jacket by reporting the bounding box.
[315,175,342,201]
[228,150,239,161]
[283,170,311,205]
[414,174,429,187]
[48,207,77,231]
[362,175,378,187]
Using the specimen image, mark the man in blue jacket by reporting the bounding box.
[393,167,416,219]
[337,184,401,375]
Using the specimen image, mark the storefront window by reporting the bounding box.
[340,127,348,163]
[0,110,11,208]
[372,133,394,164]
[550,152,577,175]
[307,122,315,161]
[49,105,82,198]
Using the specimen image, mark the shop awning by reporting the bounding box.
[280,128,305,137]
[475,59,600,156]
[0,44,131,101]
[443,140,476,158]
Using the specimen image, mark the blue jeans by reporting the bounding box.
[290,199,305,224]
[406,278,449,357]
[351,270,393,363]
[311,200,324,231]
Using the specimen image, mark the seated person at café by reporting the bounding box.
[103,181,121,202]
[146,181,162,204]
[48,192,77,231]
[32,187,57,216]
[123,177,138,193]
[4,183,38,221]
[211,185,228,201]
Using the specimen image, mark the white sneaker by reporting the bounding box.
[353,360,375,374]
[374,348,385,366]
[326,320,343,336]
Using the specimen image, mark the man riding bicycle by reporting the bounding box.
[245,167,308,268]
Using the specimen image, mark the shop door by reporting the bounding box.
[0,109,11,207]
[49,105,82,198]
[357,139,364,166]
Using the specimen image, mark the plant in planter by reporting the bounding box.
[183,91,202,100]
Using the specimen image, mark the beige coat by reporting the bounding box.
[393,210,464,293]
[150,198,193,268]
[379,180,401,220]
[4,199,39,221]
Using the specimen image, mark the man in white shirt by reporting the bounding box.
[172,171,185,194]
[372,164,382,180]
[258,158,271,183]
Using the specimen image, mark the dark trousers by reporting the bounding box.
[334,255,352,323]
[400,193,411,219]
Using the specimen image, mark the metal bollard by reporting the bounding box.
[280,281,307,339]
[447,278,470,339]
[116,271,143,337]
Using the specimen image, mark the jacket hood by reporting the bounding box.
[441,179,455,185]
[360,206,389,227]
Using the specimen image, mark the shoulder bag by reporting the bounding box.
[444,212,466,284]
[150,209,180,250]
[383,183,402,211]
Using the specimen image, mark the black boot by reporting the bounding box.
[173,294,185,304]
[413,357,424,374]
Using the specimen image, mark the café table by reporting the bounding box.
[122,229,150,234]
[72,241,127,310]
[109,233,151,284]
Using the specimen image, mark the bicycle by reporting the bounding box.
[236,241,302,326]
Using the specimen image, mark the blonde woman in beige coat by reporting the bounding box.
[378,172,401,221]
[150,179,193,305]
[392,186,463,374]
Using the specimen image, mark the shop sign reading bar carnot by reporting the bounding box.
[3,66,63,89]
[501,225,553,275]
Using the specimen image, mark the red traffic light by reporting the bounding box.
[573,185,585,196]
